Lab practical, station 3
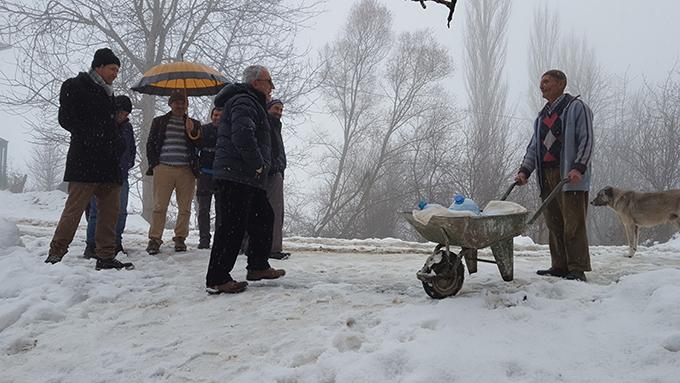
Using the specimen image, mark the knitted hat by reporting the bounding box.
[168,92,188,105]
[91,48,121,69]
[115,95,132,113]
[267,99,283,109]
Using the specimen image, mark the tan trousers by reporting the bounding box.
[50,182,121,260]
[541,168,592,272]
[148,164,196,241]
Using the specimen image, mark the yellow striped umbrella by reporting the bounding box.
[131,61,229,96]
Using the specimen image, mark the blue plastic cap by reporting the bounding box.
[454,194,465,204]
[418,200,427,210]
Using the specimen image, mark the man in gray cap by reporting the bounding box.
[145,92,202,255]
[45,48,133,270]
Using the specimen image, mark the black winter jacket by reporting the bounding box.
[58,72,123,184]
[212,83,271,189]
[268,116,287,176]
[146,112,202,177]
[197,122,218,173]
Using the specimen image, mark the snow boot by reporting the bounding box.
[95,257,135,270]
[206,280,248,294]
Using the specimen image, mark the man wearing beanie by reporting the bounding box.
[84,95,136,259]
[195,106,223,249]
[145,92,202,255]
[263,99,290,260]
[45,48,134,270]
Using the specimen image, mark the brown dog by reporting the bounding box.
[591,186,680,257]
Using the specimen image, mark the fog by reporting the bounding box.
[1,0,679,244]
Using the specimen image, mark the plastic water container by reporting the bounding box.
[448,194,481,215]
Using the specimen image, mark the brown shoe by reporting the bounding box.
[246,267,286,281]
[146,238,162,255]
[206,280,248,294]
[173,236,187,252]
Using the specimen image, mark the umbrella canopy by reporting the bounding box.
[131,61,229,96]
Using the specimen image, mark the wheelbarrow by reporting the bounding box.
[401,178,569,299]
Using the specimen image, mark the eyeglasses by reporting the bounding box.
[256,78,274,87]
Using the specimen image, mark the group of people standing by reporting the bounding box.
[43,47,595,291]
[45,48,290,292]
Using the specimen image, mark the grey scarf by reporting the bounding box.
[88,69,114,96]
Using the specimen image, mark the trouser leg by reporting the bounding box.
[49,182,97,257]
[196,174,213,243]
[562,190,591,272]
[93,183,122,260]
[174,166,196,239]
[246,187,274,271]
[149,164,175,241]
[85,197,97,248]
[266,173,285,253]
[206,180,251,286]
[115,178,129,246]
[541,169,568,271]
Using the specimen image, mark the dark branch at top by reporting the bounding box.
[412,0,458,28]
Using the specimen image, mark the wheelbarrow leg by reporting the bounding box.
[461,248,478,275]
[490,237,514,281]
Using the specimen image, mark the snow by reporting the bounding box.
[1,191,680,382]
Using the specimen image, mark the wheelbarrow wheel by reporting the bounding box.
[422,258,465,299]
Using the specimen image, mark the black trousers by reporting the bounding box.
[196,174,215,244]
[205,179,273,286]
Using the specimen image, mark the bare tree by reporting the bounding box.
[460,0,516,207]
[27,142,66,191]
[526,3,560,113]
[307,0,459,238]
[0,0,321,221]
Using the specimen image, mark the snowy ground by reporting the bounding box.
[1,190,680,383]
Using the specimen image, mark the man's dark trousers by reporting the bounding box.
[541,168,591,272]
[196,173,215,246]
[206,179,274,286]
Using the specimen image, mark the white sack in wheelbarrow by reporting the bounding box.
[412,201,527,225]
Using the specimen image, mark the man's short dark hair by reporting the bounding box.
[543,69,567,84]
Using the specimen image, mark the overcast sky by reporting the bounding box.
[1,0,679,174]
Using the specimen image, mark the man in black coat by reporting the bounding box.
[205,65,285,294]
[195,106,222,249]
[45,48,133,270]
[263,99,289,260]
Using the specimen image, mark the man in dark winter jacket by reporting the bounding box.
[145,93,202,254]
[195,106,222,249]
[205,65,285,294]
[515,69,594,282]
[45,48,133,270]
[84,95,136,258]
[263,99,289,260]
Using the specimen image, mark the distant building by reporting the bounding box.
[0,137,7,189]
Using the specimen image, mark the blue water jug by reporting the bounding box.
[449,194,481,214]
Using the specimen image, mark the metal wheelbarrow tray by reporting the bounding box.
[402,178,568,299]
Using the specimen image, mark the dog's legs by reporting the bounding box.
[624,223,638,258]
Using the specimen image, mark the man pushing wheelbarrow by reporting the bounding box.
[402,69,594,298]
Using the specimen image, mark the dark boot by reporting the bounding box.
[173,236,187,252]
[269,252,290,260]
[82,244,97,259]
[564,271,587,282]
[146,239,162,255]
[197,239,211,249]
[115,243,127,255]
[44,253,64,264]
[536,267,567,278]
[95,257,135,270]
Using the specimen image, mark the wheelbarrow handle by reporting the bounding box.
[500,181,518,201]
[526,177,570,225]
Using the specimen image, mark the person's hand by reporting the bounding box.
[567,169,583,184]
[185,118,194,134]
[515,172,528,186]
